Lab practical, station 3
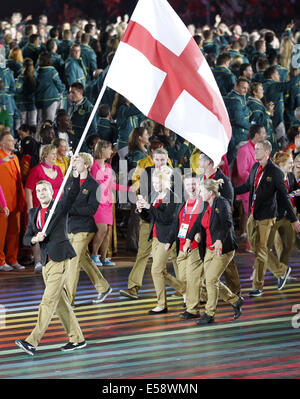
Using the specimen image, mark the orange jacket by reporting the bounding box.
[0,149,25,212]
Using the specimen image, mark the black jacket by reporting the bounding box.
[187,196,238,258]
[234,159,297,222]
[23,177,80,265]
[67,172,100,234]
[276,171,299,221]
[214,168,234,207]
[139,189,179,243]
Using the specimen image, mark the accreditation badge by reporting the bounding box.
[178,223,189,239]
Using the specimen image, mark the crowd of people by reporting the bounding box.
[0,10,300,354]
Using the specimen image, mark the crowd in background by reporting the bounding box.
[0,10,300,309]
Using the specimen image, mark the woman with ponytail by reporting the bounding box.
[185,178,244,325]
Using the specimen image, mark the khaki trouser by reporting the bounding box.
[26,259,84,348]
[203,249,238,317]
[66,232,110,305]
[223,259,241,294]
[177,248,203,315]
[247,215,287,290]
[272,217,295,265]
[128,219,179,291]
[151,238,185,309]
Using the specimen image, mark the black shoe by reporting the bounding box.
[232,296,244,319]
[278,266,291,290]
[148,307,168,315]
[249,289,263,297]
[195,313,215,325]
[15,339,35,356]
[61,341,87,352]
[93,287,113,304]
[179,311,199,320]
[119,288,139,300]
[183,302,186,308]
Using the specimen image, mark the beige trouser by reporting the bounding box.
[203,249,238,317]
[151,238,185,309]
[272,217,295,266]
[65,232,110,305]
[177,248,203,315]
[247,215,287,290]
[26,259,84,348]
[128,219,179,291]
[223,259,241,294]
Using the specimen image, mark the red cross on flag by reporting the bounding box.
[104,0,232,166]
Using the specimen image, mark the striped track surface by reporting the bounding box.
[0,250,300,379]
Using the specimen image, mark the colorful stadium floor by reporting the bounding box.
[0,249,299,382]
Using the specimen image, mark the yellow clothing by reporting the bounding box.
[55,156,70,176]
[190,149,201,175]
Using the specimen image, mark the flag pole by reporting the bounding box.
[42,83,108,234]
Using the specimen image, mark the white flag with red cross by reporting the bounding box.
[104,0,232,167]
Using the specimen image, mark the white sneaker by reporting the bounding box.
[34,262,43,273]
[0,264,13,272]
[10,263,25,271]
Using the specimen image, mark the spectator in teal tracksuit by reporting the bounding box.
[57,30,73,61]
[224,78,251,164]
[45,39,65,78]
[202,30,220,58]
[263,66,300,148]
[284,69,300,130]
[80,34,98,83]
[18,24,34,49]
[0,81,19,132]
[22,34,41,65]
[84,52,116,108]
[126,127,149,171]
[251,57,269,83]
[97,104,118,144]
[247,82,278,154]
[15,58,37,127]
[0,65,16,96]
[213,53,236,97]
[115,95,147,160]
[6,58,22,79]
[228,41,249,64]
[67,82,97,152]
[35,52,65,125]
[0,65,17,133]
[64,44,87,88]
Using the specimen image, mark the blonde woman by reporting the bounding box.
[184,179,243,325]
[7,47,23,78]
[279,35,294,69]
[137,165,185,314]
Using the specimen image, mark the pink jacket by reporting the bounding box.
[234,140,256,212]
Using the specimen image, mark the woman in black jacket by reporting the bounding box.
[136,165,185,314]
[184,179,243,325]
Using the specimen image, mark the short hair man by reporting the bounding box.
[235,140,300,296]
[15,159,87,355]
